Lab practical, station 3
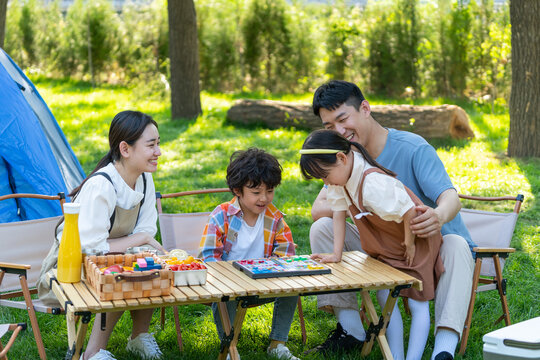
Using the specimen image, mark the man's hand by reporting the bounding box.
[410,205,443,238]
[410,188,461,238]
[311,252,342,263]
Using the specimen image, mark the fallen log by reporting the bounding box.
[227,99,475,139]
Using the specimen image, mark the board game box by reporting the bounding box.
[232,256,331,279]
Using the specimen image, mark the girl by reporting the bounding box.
[299,129,444,360]
[38,110,166,360]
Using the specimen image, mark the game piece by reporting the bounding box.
[233,256,331,279]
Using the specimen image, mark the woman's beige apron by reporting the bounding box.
[37,173,143,306]
[346,168,445,301]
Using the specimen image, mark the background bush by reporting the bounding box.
[4,0,511,100]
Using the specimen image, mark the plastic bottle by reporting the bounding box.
[57,203,82,283]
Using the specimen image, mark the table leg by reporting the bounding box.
[360,290,397,360]
[217,302,245,360]
[229,303,248,353]
[66,310,89,360]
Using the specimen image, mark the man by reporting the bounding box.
[308,80,475,360]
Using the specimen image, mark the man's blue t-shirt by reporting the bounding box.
[376,128,475,254]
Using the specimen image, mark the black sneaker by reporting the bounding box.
[304,322,364,355]
[434,351,454,360]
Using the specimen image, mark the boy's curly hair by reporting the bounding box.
[226,148,282,194]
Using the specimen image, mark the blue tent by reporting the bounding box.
[0,48,85,222]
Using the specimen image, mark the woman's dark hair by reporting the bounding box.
[312,80,365,117]
[69,110,158,198]
[299,129,395,180]
[226,148,282,194]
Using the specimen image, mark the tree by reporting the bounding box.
[508,0,540,157]
[167,0,201,120]
[0,0,7,48]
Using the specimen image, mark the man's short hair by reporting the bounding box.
[312,80,366,117]
[226,148,282,193]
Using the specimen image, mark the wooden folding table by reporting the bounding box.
[48,251,421,360]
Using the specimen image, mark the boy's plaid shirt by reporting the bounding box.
[198,197,295,262]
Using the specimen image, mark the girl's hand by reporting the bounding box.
[312,253,342,263]
[404,242,416,266]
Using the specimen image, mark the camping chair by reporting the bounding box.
[156,188,307,351]
[0,322,26,360]
[0,193,66,360]
[457,193,524,355]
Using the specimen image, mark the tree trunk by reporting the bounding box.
[0,0,7,49]
[227,100,475,139]
[508,0,540,157]
[168,0,201,120]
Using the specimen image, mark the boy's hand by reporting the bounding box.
[311,253,342,263]
[403,242,416,266]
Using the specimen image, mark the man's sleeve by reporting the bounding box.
[412,144,455,203]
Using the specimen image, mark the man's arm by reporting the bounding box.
[410,188,461,238]
[311,187,334,221]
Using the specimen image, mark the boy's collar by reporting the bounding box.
[227,196,281,217]
[227,197,243,216]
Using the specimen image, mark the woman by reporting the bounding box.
[38,110,166,360]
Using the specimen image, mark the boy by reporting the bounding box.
[199,148,299,360]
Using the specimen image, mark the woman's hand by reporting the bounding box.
[144,237,167,254]
[311,252,342,263]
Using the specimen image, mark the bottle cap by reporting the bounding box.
[63,203,80,214]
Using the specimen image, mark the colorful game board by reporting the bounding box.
[232,256,331,279]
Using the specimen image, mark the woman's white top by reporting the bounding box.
[227,212,265,260]
[57,162,157,252]
[327,152,415,223]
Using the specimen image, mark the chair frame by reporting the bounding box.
[0,322,27,360]
[0,193,66,360]
[458,193,524,355]
[156,188,307,351]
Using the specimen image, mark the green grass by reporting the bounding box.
[1,78,538,360]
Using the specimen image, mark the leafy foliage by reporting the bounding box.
[3,0,512,99]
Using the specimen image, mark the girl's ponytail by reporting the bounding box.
[349,140,396,177]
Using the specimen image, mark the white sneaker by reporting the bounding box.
[126,333,163,359]
[81,349,116,360]
[226,354,241,360]
[267,344,300,360]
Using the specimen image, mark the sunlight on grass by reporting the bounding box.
[3,77,536,360]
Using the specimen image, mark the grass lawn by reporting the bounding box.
[1,77,538,360]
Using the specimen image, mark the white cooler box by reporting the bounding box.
[483,317,540,360]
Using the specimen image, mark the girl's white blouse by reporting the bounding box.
[327,152,415,223]
[57,162,157,252]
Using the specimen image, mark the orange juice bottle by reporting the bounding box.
[57,203,82,283]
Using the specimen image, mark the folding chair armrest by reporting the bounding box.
[0,323,26,358]
[473,247,515,258]
[0,262,31,270]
